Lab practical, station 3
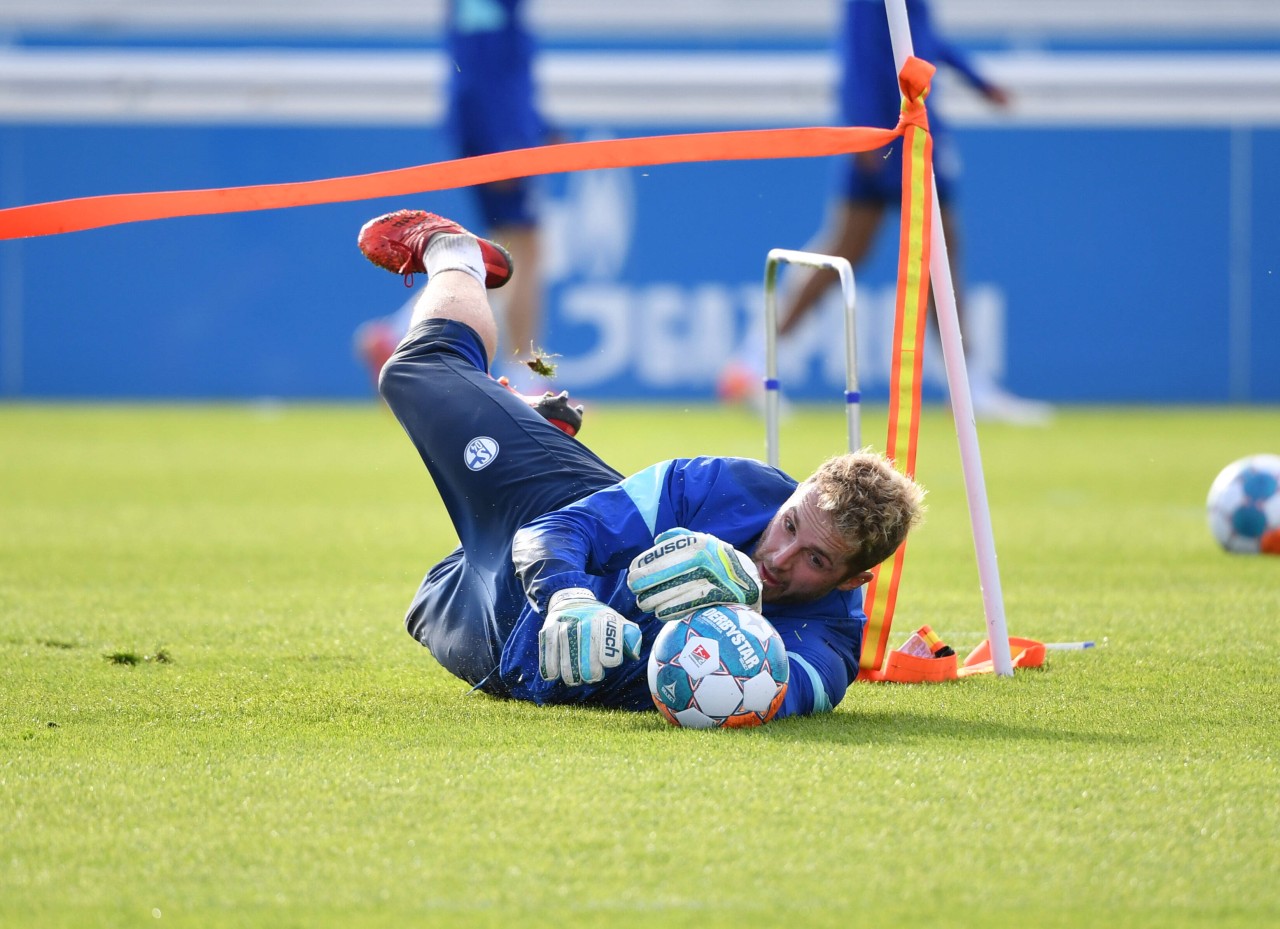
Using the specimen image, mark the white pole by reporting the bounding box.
[882,0,1014,676]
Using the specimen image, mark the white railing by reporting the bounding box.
[1,1,1279,39]
[3,47,1280,126]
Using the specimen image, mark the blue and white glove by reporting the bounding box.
[626,528,762,621]
[538,587,643,686]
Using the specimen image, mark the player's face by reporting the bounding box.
[751,484,871,604]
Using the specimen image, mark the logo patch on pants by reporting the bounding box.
[464,436,499,471]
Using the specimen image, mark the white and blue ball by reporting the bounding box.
[647,604,788,729]
[1206,454,1280,555]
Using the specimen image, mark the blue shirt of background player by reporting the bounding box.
[840,0,993,132]
[446,0,547,161]
[506,457,867,720]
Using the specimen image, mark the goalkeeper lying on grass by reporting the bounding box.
[359,208,925,718]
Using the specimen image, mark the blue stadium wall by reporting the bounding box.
[2,87,1277,403]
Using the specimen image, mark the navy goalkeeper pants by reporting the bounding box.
[377,318,622,687]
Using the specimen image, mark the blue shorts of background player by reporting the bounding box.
[446,0,545,231]
[452,89,542,228]
[842,135,957,205]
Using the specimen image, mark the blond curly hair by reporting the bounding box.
[805,450,926,574]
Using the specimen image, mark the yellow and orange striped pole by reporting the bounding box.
[859,57,936,678]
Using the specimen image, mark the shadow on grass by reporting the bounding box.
[458,690,1133,748]
[750,707,1134,747]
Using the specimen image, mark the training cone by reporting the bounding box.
[957,637,1046,677]
[861,627,1045,683]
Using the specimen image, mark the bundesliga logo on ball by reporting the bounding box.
[1206,454,1280,555]
[647,604,789,729]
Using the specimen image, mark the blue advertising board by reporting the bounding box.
[1,50,1277,403]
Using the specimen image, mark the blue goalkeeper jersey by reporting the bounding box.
[503,456,866,718]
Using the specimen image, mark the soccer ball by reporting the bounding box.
[1206,454,1280,555]
[647,604,789,729]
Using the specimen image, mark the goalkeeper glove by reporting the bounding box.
[538,588,643,686]
[626,528,762,621]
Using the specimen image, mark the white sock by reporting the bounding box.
[424,233,485,286]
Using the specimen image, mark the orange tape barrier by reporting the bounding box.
[0,125,907,241]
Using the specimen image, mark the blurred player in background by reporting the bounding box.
[358,207,926,719]
[719,0,1052,424]
[355,0,549,391]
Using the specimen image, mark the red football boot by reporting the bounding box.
[357,209,513,289]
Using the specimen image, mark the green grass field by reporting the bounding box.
[2,402,1277,929]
